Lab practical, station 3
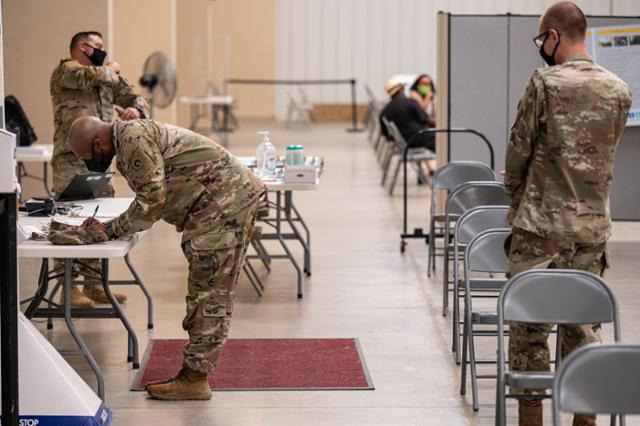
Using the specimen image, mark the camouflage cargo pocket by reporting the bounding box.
[202,300,228,317]
[189,230,239,251]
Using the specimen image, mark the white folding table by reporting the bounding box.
[15,143,53,196]
[18,198,151,400]
[239,157,322,298]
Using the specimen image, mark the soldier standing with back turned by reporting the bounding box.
[50,31,149,308]
[504,2,632,426]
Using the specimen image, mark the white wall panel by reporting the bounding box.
[276,0,640,119]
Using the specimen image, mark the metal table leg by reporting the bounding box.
[276,191,303,298]
[63,259,105,400]
[284,191,312,276]
[124,253,153,329]
[100,259,140,368]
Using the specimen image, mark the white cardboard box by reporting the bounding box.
[284,165,318,183]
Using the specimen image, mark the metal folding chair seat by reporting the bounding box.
[459,229,510,411]
[451,206,509,363]
[427,161,496,277]
[496,269,621,425]
[442,182,509,316]
[553,343,640,426]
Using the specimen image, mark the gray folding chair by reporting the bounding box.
[553,344,640,426]
[452,207,509,363]
[427,161,496,278]
[459,228,510,411]
[496,269,621,426]
[384,121,434,195]
[442,181,509,316]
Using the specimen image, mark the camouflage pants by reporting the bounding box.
[181,201,259,373]
[507,227,607,426]
[51,152,115,279]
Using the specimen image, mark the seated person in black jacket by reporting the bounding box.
[379,78,435,152]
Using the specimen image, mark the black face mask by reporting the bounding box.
[84,158,112,173]
[84,144,113,173]
[84,45,107,66]
[539,33,560,66]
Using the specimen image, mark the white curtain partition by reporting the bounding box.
[275,0,640,119]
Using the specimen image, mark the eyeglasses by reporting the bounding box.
[533,31,550,48]
[83,42,103,51]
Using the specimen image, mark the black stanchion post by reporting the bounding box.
[346,79,364,133]
[1,193,19,426]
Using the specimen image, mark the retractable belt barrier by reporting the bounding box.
[400,128,495,252]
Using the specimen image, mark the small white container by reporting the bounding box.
[284,165,317,183]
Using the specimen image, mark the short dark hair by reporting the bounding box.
[69,31,103,53]
[541,2,587,42]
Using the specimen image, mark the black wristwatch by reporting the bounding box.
[105,223,116,240]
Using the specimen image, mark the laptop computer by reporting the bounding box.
[56,172,114,202]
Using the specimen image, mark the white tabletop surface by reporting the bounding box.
[17,198,143,259]
[179,95,234,105]
[236,156,320,191]
[16,144,53,162]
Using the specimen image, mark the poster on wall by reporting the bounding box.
[586,24,640,127]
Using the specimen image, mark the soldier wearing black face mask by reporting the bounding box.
[49,30,150,308]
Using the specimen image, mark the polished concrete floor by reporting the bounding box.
[18,122,640,425]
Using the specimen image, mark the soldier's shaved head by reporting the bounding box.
[540,2,587,42]
[69,116,113,160]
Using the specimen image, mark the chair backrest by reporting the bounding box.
[500,269,619,328]
[387,121,406,150]
[464,228,510,273]
[364,83,379,104]
[553,344,640,422]
[432,161,496,192]
[455,206,509,246]
[446,181,509,216]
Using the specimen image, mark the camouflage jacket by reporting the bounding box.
[505,53,632,243]
[50,58,150,161]
[110,120,265,241]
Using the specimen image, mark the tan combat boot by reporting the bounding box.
[60,285,95,308]
[83,285,127,304]
[573,414,597,426]
[146,367,212,401]
[519,402,543,426]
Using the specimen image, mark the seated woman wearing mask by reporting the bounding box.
[409,74,436,127]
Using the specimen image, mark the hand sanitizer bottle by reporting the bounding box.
[256,131,271,178]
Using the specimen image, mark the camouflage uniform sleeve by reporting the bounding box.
[504,73,544,223]
[111,136,166,237]
[57,60,119,89]
[113,76,151,118]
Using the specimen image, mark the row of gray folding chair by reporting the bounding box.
[452,207,509,364]
[553,343,640,425]
[427,161,497,278]
[382,120,434,195]
[459,228,511,411]
[496,269,621,425]
[441,181,509,317]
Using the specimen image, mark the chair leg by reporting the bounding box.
[388,158,403,196]
[460,305,469,394]
[381,153,395,186]
[427,216,435,277]
[468,314,480,411]
[442,243,449,317]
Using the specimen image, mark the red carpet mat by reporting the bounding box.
[132,338,374,391]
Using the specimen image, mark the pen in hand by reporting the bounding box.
[91,205,100,219]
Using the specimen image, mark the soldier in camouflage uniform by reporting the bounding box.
[50,31,149,307]
[68,116,265,400]
[504,3,632,425]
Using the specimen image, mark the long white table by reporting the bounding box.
[16,143,53,197]
[18,198,151,400]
